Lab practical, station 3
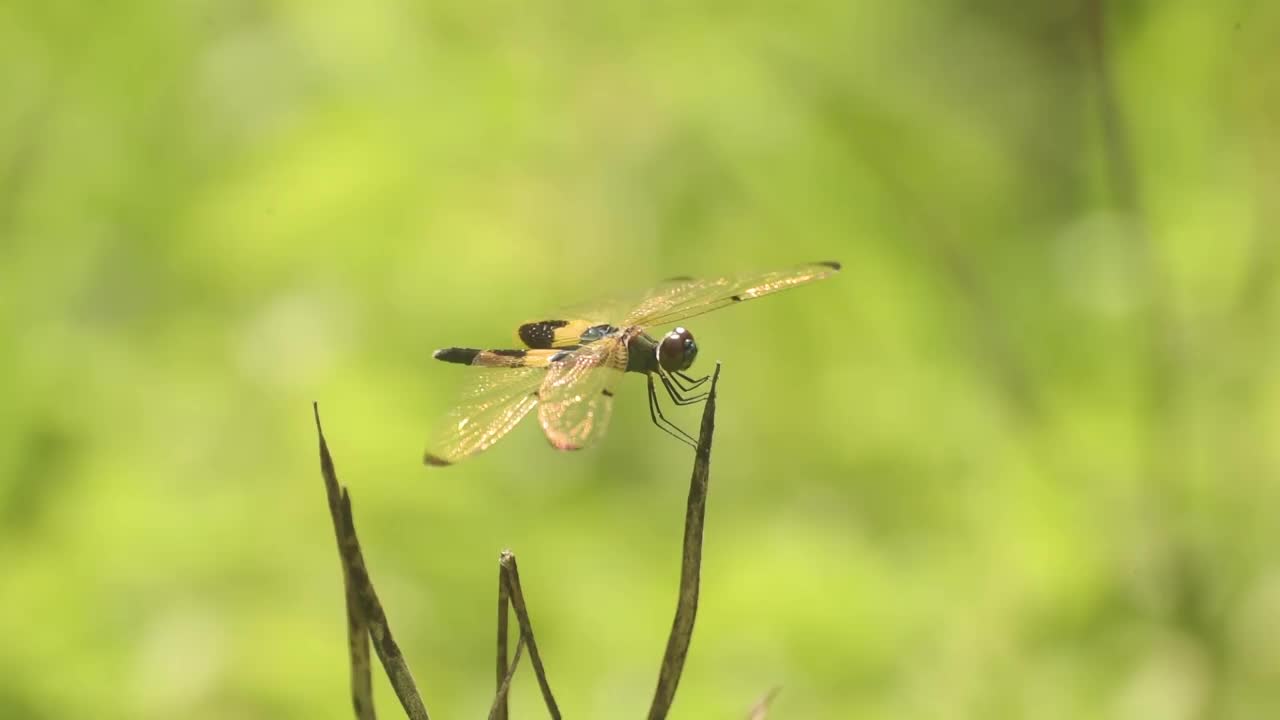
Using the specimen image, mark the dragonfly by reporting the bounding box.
[423,260,841,466]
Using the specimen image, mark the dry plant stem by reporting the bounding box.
[494,562,511,720]
[344,574,375,720]
[746,686,781,720]
[487,634,526,720]
[339,492,430,720]
[500,551,561,719]
[314,403,430,720]
[314,404,376,720]
[647,361,722,720]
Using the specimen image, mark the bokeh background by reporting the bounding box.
[4,1,1279,718]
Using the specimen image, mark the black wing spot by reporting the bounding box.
[423,452,452,467]
[602,389,615,397]
[817,260,842,270]
[434,347,480,365]
[518,320,570,349]
[664,274,695,282]
[730,294,743,302]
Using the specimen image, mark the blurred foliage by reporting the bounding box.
[3,1,1280,718]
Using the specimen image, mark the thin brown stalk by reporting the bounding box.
[487,633,526,720]
[647,362,722,720]
[499,551,561,719]
[314,404,376,720]
[494,558,511,720]
[314,403,430,720]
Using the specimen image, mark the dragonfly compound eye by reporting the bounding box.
[658,327,697,372]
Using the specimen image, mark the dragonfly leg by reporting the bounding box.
[648,375,698,447]
[671,370,709,392]
[659,371,709,406]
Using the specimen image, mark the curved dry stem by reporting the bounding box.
[315,403,430,720]
[493,560,512,720]
[488,633,526,720]
[314,404,376,719]
[647,361,722,720]
[500,550,561,719]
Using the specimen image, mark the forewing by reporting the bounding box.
[537,338,628,451]
[624,261,841,328]
[423,366,545,466]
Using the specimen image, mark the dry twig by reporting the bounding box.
[314,404,375,720]
[499,550,561,718]
[488,632,526,720]
[316,359,723,720]
[493,561,512,720]
[315,403,430,720]
[647,362,722,720]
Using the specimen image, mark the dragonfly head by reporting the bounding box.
[657,327,698,372]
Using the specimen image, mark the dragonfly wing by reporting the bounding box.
[624,261,841,328]
[537,337,628,451]
[423,366,545,466]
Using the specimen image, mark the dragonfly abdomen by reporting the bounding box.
[434,347,569,368]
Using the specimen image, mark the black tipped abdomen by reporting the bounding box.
[433,347,480,365]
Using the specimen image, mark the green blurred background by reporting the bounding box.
[3,1,1279,718]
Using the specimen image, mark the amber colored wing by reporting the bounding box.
[515,262,839,347]
[624,261,841,328]
[423,366,545,466]
[536,336,628,451]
